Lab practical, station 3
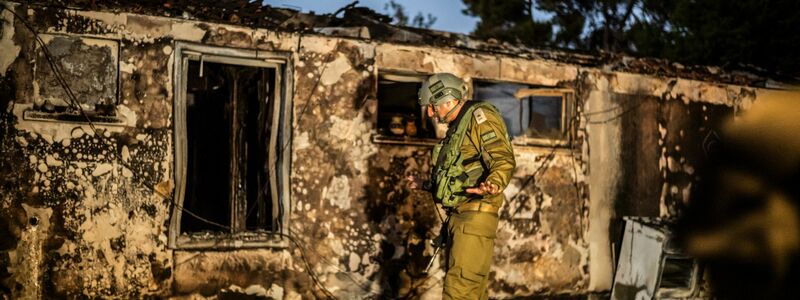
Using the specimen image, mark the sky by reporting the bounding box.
[264,0,480,34]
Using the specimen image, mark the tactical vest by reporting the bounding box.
[431,101,499,207]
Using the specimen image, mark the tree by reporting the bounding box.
[462,0,800,75]
[541,0,642,52]
[659,0,800,75]
[384,0,437,29]
[462,0,552,46]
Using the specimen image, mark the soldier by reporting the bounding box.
[408,73,516,299]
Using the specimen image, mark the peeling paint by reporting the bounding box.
[323,175,351,210]
[320,53,352,86]
[0,2,788,298]
[0,7,20,76]
[8,204,52,299]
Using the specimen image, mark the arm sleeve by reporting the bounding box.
[467,108,516,190]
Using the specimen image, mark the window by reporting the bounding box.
[25,34,125,124]
[656,255,699,298]
[169,42,292,249]
[473,80,573,146]
[658,256,697,289]
[373,72,443,145]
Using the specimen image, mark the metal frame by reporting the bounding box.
[655,254,701,299]
[169,41,293,249]
[471,78,575,148]
[612,217,705,300]
[511,89,574,147]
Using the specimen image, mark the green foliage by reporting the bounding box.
[412,12,438,29]
[463,0,800,75]
[663,0,800,75]
[384,0,437,29]
[462,0,552,46]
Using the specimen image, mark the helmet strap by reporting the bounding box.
[437,98,463,124]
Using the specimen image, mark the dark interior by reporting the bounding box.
[659,256,695,289]
[181,59,275,234]
[377,76,437,139]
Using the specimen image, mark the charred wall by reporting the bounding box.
[608,92,735,275]
[584,72,758,290]
[617,94,662,217]
[0,1,772,298]
[614,92,734,218]
[284,35,591,298]
[657,99,734,217]
[1,3,176,298]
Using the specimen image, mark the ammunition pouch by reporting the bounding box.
[430,101,496,207]
[434,160,476,207]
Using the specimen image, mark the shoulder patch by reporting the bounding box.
[481,130,497,143]
[473,108,487,124]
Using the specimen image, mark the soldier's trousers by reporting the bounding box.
[443,211,499,300]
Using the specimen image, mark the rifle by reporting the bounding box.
[424,214,449,274]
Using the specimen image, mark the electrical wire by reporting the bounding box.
[581,101,629,116]
[285,226,381,295]
[279,43,340,156]
[585,100,645,124]
[3,5,232,231]
[2,5,341,298]
[265,45,389,297]
[507,111,572,217]
[569,149,586,229]
[5,3,651,295]
[276,230,338,300]
[508,78,647,217]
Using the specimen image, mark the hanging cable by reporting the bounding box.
[2,6,342,298]
[585,100,645,124]
[1,5,233,231]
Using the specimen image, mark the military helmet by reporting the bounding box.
[418,73,467,106]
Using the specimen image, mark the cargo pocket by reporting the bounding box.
[460,267,485,283]
[458,220,497,282]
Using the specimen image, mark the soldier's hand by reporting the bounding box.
[407,175,424,190]
[466,182,500,195]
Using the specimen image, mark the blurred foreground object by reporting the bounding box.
[678,91,800,299]
[612,217,708,300]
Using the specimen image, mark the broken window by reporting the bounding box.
[374,72,442,144]
[25,34,124,124]
[658,256,697,290]
[170,43,292,249]
[473,80,573,145]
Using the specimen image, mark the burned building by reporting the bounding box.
[0,1,796,298]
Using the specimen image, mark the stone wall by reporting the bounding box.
[0,1,768,298]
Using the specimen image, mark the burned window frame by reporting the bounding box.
[168,42,293,249]
[471,78,575,148]
[371,69,440,146]
[24,33,126,125]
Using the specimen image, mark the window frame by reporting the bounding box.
[24,33,126,125]
[168,41,293,249]
[655,254,701,298]
[371,69,440,146]
[471,78,575,148]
